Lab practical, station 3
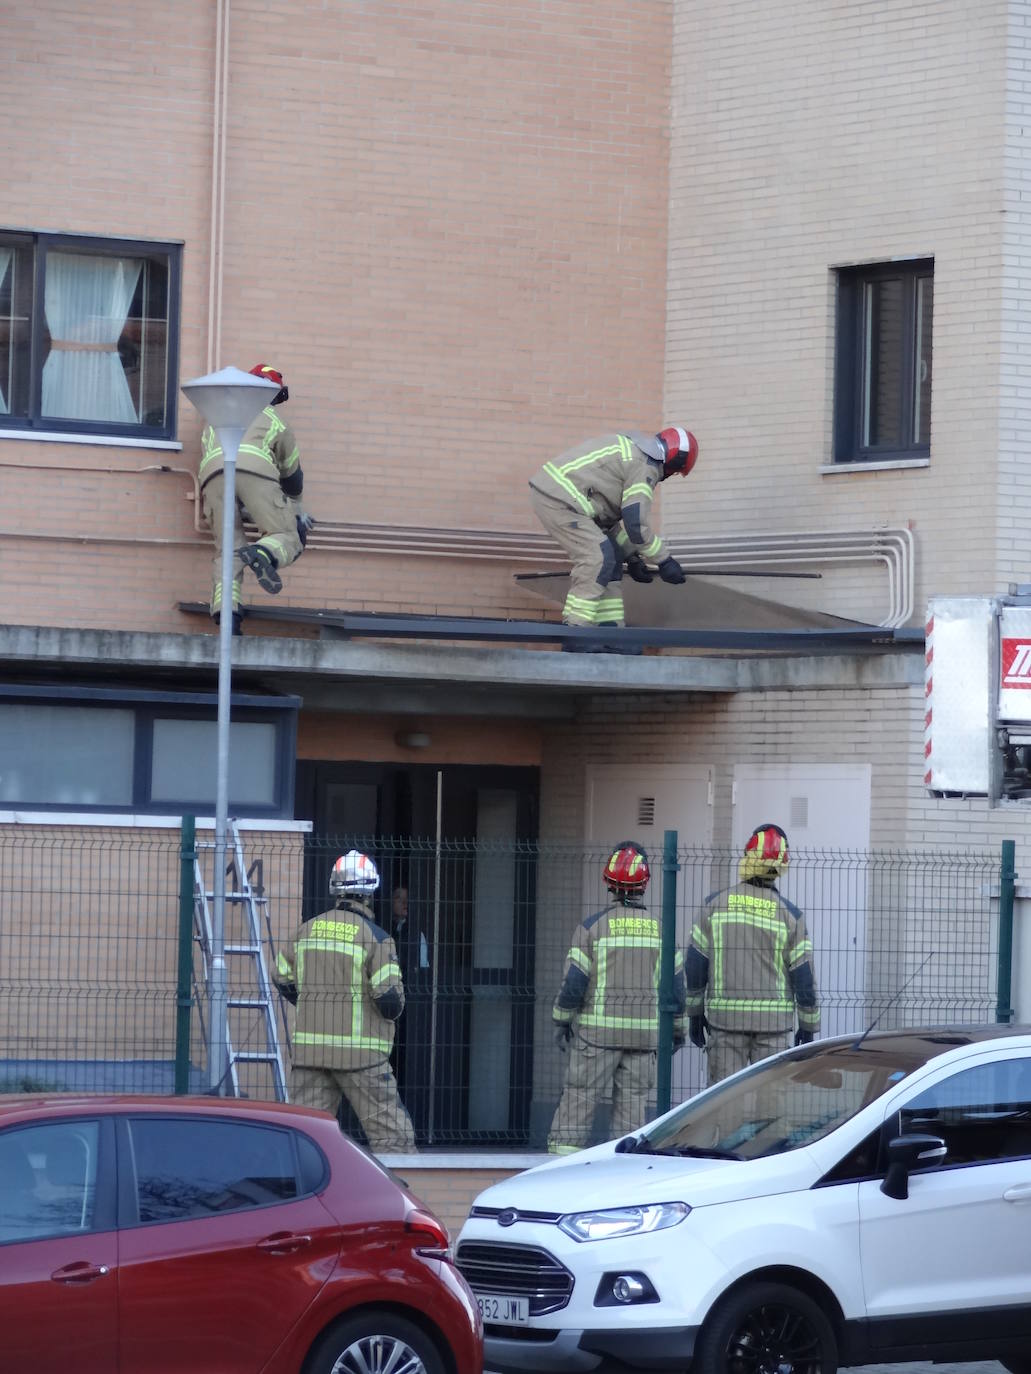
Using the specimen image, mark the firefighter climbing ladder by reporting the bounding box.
[193,821,290,1102]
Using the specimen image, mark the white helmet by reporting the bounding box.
[329,850,380,898]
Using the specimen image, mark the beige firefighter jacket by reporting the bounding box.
[529,432,670,564]
[199,406,302,491]
[274,897,405,1071]
[685,881,821,1035]
[552,901,687,1052]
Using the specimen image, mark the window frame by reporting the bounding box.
[0,1116,116,1247]
[833,257,933,465]
[0,683,299,818]
[116,1115,323,1228]
[0,228,182,442]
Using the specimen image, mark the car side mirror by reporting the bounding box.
[880,1133,947,1200]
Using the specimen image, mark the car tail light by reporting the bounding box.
[405,1207,452,1260]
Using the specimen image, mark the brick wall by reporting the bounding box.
[663,0,1008,622]
[1,0,671,633]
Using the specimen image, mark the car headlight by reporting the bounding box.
[558,1202,689,1243]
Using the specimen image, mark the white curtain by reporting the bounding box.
[0,248,12,415]
[41,252,142,423]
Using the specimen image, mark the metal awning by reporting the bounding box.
[177,600,920,652]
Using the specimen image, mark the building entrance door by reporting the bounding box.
[295,761,539,1145]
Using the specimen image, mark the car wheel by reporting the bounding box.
[694,1280,838,1374]
[309,1311,446,1374]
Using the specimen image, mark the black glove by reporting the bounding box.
[673,1030,686,1050]
[276,981,298,1007]
[794,1027,814,1046]
[657,556,686,585]
[295,511,315,547]
[554,1022,573,1051]
[625,553,654,584]
[689,1015,707,1049]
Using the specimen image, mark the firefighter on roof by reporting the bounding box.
[198,363,313,634]
[547,841,688,1153]
[529,426,698,651]
[686,823,820,1084]
[274,850,416,1154]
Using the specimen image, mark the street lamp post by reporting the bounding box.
[181,365,278,1091]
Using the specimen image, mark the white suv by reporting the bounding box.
[456,1026,1031,1374]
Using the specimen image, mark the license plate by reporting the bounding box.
[476,1293,530,1325]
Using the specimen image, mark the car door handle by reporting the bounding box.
[257,1231,312,1255]
[1003,1184,1031,1202]
[51,1261,110,1284]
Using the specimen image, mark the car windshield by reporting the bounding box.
[636,1035,973,1160]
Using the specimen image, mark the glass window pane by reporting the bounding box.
[129,1119,297,1222]
[862,277,905,448]
[902,1057,1031,1167]
[0,1121,100,1243]
[0,239,34,419]
[0,704,134,806]
[913,276,933,446]
[150,719,277,807]
[41,250,149,424]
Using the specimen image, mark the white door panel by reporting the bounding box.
[859,1160,1031,1314]
[733,765,871,1039]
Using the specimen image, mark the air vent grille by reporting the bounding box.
[637,797,656,826]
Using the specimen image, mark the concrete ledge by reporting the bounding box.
[0,623,924,694]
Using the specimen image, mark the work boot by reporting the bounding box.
[212,611,243,637]
[238,545,282,595]
[595,622,642,656]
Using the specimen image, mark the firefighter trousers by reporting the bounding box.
[547,1033,655,1153]
[202,471,305,614]
[290,1063,417,1154]
[530,487,625,627]
[706,1028,792,1085]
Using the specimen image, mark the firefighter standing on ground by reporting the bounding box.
[686,824,820,1085]
[548,842,688,1154]
[274,850,416,1153]
[198,363,312,634]
[529,427,699,649]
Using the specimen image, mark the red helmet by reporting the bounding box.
[249,363,288,405]
[603,841,650,896]
[741,823,789,880]
[657,426,699,479]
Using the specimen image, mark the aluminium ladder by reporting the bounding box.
[193,821,290,1101]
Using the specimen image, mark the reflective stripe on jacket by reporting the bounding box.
[274,897,405,1070]
[552,902,687,1051]
[200,407,301,489]
[529,432,670,564]
[685,882,820,1035]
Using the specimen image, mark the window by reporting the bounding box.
[128,1118,299,1223]
[0,1121,100,1243]
[899,1056,1031,1169]
[0,230,181,440]
[0,685,298,817]
[833,258,933,463]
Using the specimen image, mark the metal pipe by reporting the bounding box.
[209,424,244,1092]
[427,768,443,1144]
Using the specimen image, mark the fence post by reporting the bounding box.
[656,829,680,1116]
[997,839,1016,1025]
[175,815,197,1094]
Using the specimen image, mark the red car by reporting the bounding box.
[0,1094,482,1374]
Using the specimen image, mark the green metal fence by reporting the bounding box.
[0,823,1012,1155]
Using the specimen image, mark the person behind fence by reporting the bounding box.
[273,850,416,1153]
[390,883,433,1138]
[685,823,820,1085]
[547,841,687,1154]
